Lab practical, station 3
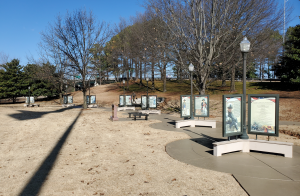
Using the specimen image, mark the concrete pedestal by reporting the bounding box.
[175,120,216,128]
[88,104,98,108]
[62,104,75,107]
[118,106,135,111]
[138,110,161,115]
[213,139,293,158]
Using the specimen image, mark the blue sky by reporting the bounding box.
[0,0,299,66]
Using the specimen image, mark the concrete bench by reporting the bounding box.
[118,106,135,111]
[175,120,216,128]
[213,139,293,158]
[62,104,75,107]
[128,112,149,121]
[88,104,98,108]
[24,104,40,107]
[137,110,161,115]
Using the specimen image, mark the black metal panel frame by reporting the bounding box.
[180,95,192,118]
[148,95,157,109]
[194,95,209,117]
[248,94,279,137]
[222,94,244,137]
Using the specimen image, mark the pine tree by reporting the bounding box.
[0,59,28,103]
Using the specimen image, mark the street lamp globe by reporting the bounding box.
[240,37,250,53]
[189,63,194,72]
[146,77,149,82]
[28,86,30,90]
[123,80,125,84]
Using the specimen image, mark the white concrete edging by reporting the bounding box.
[118,106,135,111]
[213,139,293,158]
[137,110,161,115]
[175,120,216,128]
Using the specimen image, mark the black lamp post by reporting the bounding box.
[28,86,30,105]
[240,37,250,139]
[146,76,149,110]
[189,63,194,120]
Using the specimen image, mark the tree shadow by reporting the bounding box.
[18,109,82,196]
[9,107,76,121]
[249,82,299,91]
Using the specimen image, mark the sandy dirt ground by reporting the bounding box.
[0,83,299,195]
[0,107,246,196]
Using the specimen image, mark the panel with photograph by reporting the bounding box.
[125,95,132,106]
[248,94,279,136]
[222,95,243,137]
[26,97,35,104]
[148,95,157,109]
[141,95,147,109]
[194,95,209,117]
[180,95,191,118]
[68,96,73,104]
[119,95,124,106]
[63,95,68,104]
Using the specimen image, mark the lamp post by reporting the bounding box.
[240,37,250,139]
[146,77,149,110]
[28,86,30,105]
[189,63,194,120]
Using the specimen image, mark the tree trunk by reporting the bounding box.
[83,90,87,109]
[151,60,155,90]
[230,64,236,92]
[140,61,143,87]
[221,69,227,87]
[163,66,167,92]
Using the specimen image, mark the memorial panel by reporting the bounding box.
[125,95,132,106]
[180,95,191,118]
[248,94,279,136]
[141,95,147,109]
[148,95,157,109]
[26,97,35,104]
[194,95,209,117]
[222,95,243,137]
[68,96,73,104]
[119,95,124,107]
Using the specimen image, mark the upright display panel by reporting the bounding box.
[248,94,279,137]
[180,95,191,118]
[194,95,209,117]
[148,95,157,109]
[119,95,125,107]
[87,95,96,104]
[63,95,68,104]
[67,96,73,104]
[125,95,132,106]
[141,95,147,110]
[26,97,35,104]
[222,95,243,137]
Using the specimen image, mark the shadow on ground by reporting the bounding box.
[9,107,79,121]
[18,109,82,196]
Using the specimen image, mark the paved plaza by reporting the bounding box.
[120,111,300,196]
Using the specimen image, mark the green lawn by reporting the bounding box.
[116,79,284,95]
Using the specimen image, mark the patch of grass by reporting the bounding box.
[117,79,295,96]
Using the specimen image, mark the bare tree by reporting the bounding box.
[145,0,285,94]
[40,9,111,108]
